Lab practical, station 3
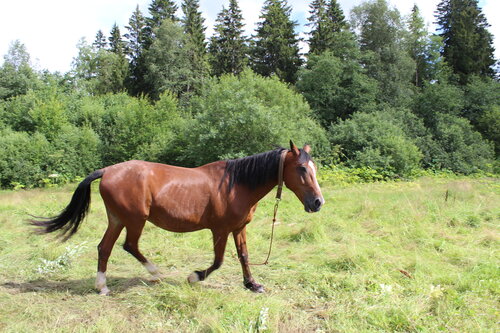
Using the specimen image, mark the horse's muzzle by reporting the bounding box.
[304,195,324,213]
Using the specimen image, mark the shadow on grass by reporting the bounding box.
[1,275,182,296]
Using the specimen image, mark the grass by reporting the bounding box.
[0,177,498,332]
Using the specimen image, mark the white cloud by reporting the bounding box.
[0,0,497,73]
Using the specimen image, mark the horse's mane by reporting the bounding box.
[224,147,311,190]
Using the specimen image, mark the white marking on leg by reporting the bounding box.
[187,272,200,283]
[95,271,110,295]
[142,261,161,281]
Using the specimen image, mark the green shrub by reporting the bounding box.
[429,114,494,174]
[329,111,422,176]
[183,69,328,165]
[85,92,185,165]
[0,129,51,188]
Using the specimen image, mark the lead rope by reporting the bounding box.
[250,150,287,266]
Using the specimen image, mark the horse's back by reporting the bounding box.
[98,160,227,231]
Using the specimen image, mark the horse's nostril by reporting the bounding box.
[314,198,322,209]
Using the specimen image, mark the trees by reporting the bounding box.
[297,52,377,125]
[148,0,178,27]
[143,19,194,99]
[406,5,427,87]
[435,0,496,84]
[251,0,302,84]
[93,30,107,49]
[181,0,209,94]
[125,6,147,65]
[351,0,415,106]
[108,23,127,55]
[124,6,148,96]
[0,40,40,100]
[71,40,128,95]
[209,0,248,76]
[307,0,347,55]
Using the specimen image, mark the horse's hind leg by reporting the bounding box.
[96,212,124,295]
[188,230,229,283]
[122,220,161,281]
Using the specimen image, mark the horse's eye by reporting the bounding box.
[298,166,307,173]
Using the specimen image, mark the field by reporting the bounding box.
[0,177,498,332]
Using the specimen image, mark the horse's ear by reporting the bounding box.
[303,144,311,154]
[290,140,300,156]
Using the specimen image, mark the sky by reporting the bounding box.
[0,0,498,73]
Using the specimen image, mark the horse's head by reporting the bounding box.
[283,141,325,213]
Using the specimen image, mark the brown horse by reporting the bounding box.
[32,141,324,295]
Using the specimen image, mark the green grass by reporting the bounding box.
[0,177,498,332]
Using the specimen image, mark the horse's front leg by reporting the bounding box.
[233,226,264,293]
[188,230,229,283]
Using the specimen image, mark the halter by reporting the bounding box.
[250,149,287,266]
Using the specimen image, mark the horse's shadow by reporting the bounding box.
[2,275,181,296]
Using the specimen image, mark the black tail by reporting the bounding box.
[31,169,104,240]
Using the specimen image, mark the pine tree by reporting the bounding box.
[407,5,427,86]
[93,30,107,49]
[208,0,247,76]
[307,0,347,54]
[251,0,302,84]
[108,23,127,55]
[435,0,495,84]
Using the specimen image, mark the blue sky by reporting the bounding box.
[0,0,498,73]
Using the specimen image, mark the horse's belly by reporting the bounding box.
[147,198,212,232]
[148,215,206,232]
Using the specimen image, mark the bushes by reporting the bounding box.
[0,64,496,188]
[183,69,328,165]
[329,111,423,176]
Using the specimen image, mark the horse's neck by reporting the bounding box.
[242,179,279,207]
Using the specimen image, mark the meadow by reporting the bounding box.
[0,176,498,332]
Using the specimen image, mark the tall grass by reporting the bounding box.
[0,177,498,332]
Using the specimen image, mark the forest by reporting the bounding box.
[0,0,498,189]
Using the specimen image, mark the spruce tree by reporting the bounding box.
[145,0,179,46]
[182,0,207,59]
[125,5,147,64]
[124,6,148,96]
[149,0,178,26]
[307,0,347,54]
[407,5,427,86]
[435,0,495,84]
[209,0,247,76]
[251,0,302,84]
[108,23,127,55]
[181,0,209,93]
[93,30,107,50]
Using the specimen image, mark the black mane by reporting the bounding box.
[224,147,311,190]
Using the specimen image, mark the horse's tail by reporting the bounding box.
[31,169,104,240]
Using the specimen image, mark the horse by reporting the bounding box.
[32,141,324,295]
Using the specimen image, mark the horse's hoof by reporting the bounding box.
[98,287,110,296]
[149,274,162,282]
[245,281,265,293]
[187,271,201,284]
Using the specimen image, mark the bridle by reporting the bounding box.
[250,149,287,266]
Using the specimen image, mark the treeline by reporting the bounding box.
[0,0,498,188]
